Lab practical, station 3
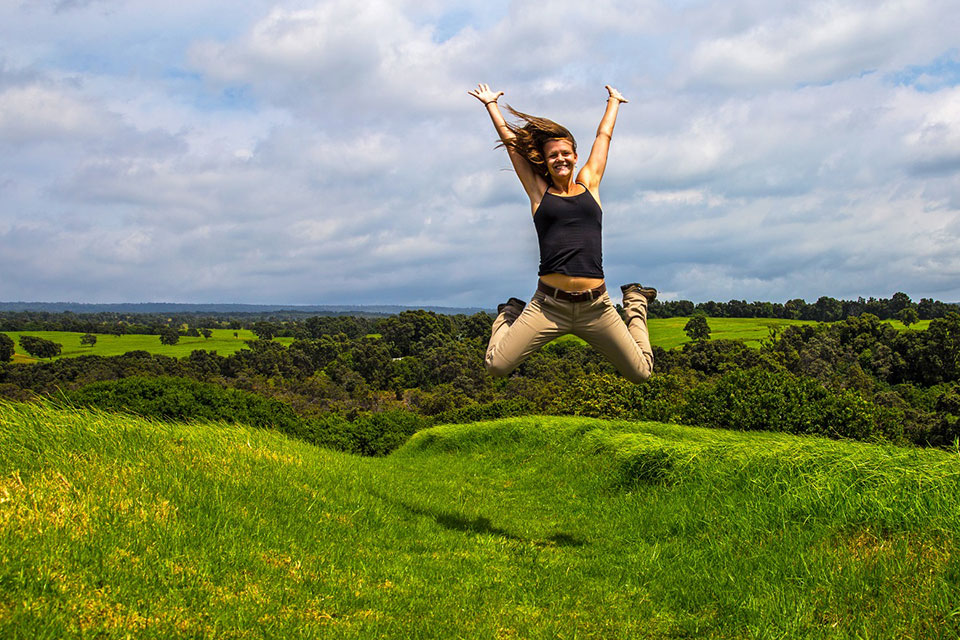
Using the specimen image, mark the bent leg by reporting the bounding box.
[486,292,567,377]
[574,293,653,383]
[620,286,654,361]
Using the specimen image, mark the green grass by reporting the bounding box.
[649,317,818,349]
[1,329,294,364]
[2,402,958,638]
[885,319,932,332]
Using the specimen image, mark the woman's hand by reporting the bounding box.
[605,85,628,103]
[468,83,504,106]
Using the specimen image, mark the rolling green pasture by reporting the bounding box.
[1,329,294,364]
[649,317,812,349]
[1,402,958,638]
[571,316,929,350]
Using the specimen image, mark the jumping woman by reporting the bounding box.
[468,83,656,383]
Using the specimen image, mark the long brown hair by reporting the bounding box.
[497,106,577,180]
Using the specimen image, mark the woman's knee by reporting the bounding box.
[621,355,654,383]
[484,353,516,378]
[622,367,652,384]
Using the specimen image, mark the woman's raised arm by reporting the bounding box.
[468,83,546,209]
[578,85,628,191]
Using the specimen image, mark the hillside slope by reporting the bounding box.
[1,402,958,638]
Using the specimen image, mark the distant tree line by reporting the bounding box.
[0,310,381,338]
[2,307,959,456]
[647,292,957,321]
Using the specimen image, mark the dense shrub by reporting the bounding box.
[898,313,960,385]
[681,368,904,442]
[66,376,430,456]
[555,368,905,444]
[0,353,189,396]
[554,373,690,423]
[310,409,432,456]
[927,415,960,449]
[0,333,14,362]
[680,339,779,376]
[65,376,312,442]
[432,398,536,425]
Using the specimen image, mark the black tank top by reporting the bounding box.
[533,182,604,278]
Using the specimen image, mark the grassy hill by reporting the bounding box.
[1,402,958,638]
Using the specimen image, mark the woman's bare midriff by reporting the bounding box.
[540,272,605,293]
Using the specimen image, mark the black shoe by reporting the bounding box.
[497,297,526,315]
[620,283,657,301]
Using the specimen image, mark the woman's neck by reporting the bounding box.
[549,176,579,195]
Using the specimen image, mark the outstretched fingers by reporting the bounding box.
[605,85,628,103]
[468,83,504,105]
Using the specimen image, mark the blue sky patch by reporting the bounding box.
[888,50,960,92]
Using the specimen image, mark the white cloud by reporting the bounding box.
[900,86,960,176]
[0,84,114,142]
[188,0,463,116]
[682,0,953,89]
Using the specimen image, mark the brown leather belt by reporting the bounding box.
[537,280,606,302]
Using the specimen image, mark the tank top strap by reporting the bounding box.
[545,182,588,197]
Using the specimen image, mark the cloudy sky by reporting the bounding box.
[1,0,959,307]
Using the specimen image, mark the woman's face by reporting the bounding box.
[543,138,577,183]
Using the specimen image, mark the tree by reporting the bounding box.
[159,327,180,346]
[201,328,213,339]
[889,292,912,316]
[814,296,843,322]
[457,312,494,342]
[251,321,277,340]
[684,315,711,342]
[897,307,919,328]
[18,335,62,359]
[783,298,807,320]
[0,333,14,362]
[378,310,453,357]
[908,313,960,385]
[80,333,97,347]
[348,336,395,389]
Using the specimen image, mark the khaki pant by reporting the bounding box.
[485,286,653,383]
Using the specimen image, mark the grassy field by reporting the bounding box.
[557,317,929,350]
[2,401,958,638]
[1,329,295,364]
[648,317,810,349]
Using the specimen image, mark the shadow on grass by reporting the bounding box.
[373,491,587,548]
